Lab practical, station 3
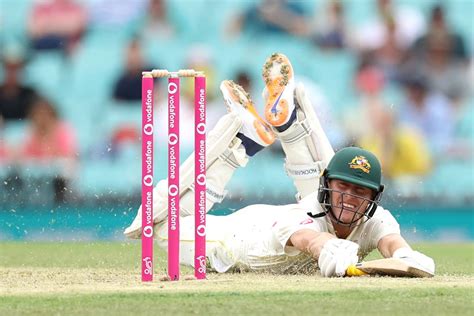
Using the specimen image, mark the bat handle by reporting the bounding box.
[346,264,368,276]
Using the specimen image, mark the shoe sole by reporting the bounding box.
[262,53,294,126]
[221,80,275,145]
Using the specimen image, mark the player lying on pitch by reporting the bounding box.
[125,53,435,277]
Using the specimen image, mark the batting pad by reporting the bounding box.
[124,113,246,238]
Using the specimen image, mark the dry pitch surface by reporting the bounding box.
[1,242,473,315]
[1,267,472,296]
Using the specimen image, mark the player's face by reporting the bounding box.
[328,179,374,224]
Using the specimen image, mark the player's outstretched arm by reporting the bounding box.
[377,233,410,258]
[289,230,359,277]
[378,233,435,275]
[289,229,334,258]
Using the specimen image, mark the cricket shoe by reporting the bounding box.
[220,80,275,148]
[262,53,295,127]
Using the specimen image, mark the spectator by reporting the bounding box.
[235,70,252,93]
[422,35,468,104]
[233,69,260,108]
[27,0,87,55]
[182,45,218,104]
[113,38,154,102]
[343,60,387,143]
[154,45,218,152]
[358,108,432,179]
[344,61,432,179]
[355,0,425,54]
[372,14,407,81]
[412,5,467,63]
[403,5,469,104]
[0,46,38,121]
[227,0,310,38]
[19,97,78,203]
[311,0,348,50]
[140,0,176,41]
[398,74,455,155]
[86,0,146,29]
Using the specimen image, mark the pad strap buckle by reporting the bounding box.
[279,118,312,144]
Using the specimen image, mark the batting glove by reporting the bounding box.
[318,239,359,277]
[393,247,435,275]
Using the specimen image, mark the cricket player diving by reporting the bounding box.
[125,53,435,277]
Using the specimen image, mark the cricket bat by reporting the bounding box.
[345,258,434,278]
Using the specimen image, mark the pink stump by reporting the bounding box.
[194,76,206,279]
[167,76,180,280]
[141,75,154,282]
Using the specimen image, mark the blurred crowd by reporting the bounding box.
[0,0,472,205]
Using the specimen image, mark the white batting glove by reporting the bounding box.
[393,247,435,276]
[318,239,359,277]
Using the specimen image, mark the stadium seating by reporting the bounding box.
[1,0,472,203]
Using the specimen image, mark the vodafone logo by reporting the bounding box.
[196,174,206,186]
[143,175,153,186]
[143,123,153,135]
[168,82,178,94]
[168,133,178,145]
[143,225,153,238]
[196,123,206,135]
[169,184,179,197]
[196,224,206,237]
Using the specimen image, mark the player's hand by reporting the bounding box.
[318,239,359,277]
[393,247,435,275]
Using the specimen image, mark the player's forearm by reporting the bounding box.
[377,233,411,258]
[307,233,337,259]
[289,230,336,259]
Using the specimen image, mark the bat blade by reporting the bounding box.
[346,258,434,278]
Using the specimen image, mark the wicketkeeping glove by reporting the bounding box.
[318,239,359,277]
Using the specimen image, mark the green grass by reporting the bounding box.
[2,289,473,316]
[1,242,473,315]
[0,242,139,269]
